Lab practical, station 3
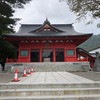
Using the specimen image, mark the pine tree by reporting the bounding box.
[0,0,31,34]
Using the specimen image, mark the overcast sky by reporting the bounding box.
[14,0,100,35]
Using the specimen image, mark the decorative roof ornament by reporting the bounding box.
[43,17,50,25]
[29,18,64,33]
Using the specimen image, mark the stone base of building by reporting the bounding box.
[93,59,100,72]
[5,62,90,72]
[93,64,100,72]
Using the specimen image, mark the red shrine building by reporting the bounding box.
[3,19,94,66]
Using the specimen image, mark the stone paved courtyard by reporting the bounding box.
[0,71,100,83]
[9,72,94,84]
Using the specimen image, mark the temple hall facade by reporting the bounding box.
[3,19,94,68]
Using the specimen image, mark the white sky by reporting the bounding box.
[14,0,100,35]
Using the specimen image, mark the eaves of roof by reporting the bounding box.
[2,33,93,38]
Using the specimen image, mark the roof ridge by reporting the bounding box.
[21,24,72,26]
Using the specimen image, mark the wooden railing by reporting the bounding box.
[6,57,88,63]
[6,58,18,63]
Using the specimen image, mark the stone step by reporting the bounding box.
[0,83,100,89]
[0,88,100,97]
[0,94,100,100]
[5,62,90,72]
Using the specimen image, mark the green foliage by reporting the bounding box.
[0,38,17,63]
[61,0,100,26]
[66,0,100,19]
[0,0,31,34]
[79,34,100,51]
[0,0,31,64]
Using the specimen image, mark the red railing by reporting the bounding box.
[6,58,18,63]
[6,57,88,63]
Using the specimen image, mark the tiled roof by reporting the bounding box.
[3,19,93,38]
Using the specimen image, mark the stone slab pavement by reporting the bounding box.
[9,72,94,84]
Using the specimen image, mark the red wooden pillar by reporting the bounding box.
[53,48,56,62]
[74,48,77,61]
[86,57,88,61]
[18,47,20,62]
[40,48,42,62]
[29,49,31,62]
[64,48,66,62]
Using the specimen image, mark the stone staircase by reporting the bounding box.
[5,62,90,72]
[0,83,100,100]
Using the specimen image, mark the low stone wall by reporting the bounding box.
[5,62,90,72]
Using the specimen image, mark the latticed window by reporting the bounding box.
[66,50,74,56]
[20,50,28,56]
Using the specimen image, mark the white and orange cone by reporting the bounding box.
[31,68,34,73]
[27,67,31,74]
[12,68,20,82]
[22,68,27,77]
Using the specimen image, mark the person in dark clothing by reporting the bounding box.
[1,62,5,71]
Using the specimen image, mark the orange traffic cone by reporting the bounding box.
[27,67,31,74]
[22,68,27,77]
[31,68,34,73]
[12,68,20,82]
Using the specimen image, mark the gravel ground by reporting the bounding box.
[0,71,100,83]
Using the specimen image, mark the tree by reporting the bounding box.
[0,37,17,71]
[0,0,31,34]
[60,0,100,26]
[0,0,31,71]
